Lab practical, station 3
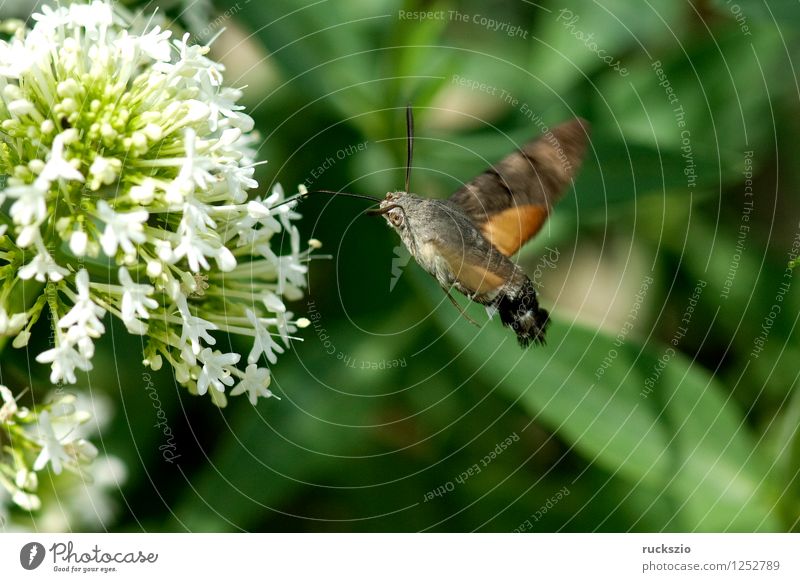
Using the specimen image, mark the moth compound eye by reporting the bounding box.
[389,209,404,227]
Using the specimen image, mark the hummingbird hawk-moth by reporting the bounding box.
[305,106,590,347]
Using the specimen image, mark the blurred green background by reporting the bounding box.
[5,0,800,531]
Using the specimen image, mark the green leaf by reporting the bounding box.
[597,26,789,177]
[710,0,800,23]
[419,268,781,530]
[528,0,683,102]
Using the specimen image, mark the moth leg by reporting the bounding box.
[443,287,480,327]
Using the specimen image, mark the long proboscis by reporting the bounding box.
[268,189,382,211]
[365,203,401,216]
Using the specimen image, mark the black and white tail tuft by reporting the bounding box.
[495,279,550,347]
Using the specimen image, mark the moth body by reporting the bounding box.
[360,110,589,347]
[378,191,550,346]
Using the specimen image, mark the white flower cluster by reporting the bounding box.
[0,2,315,406]
[0,387,122,527]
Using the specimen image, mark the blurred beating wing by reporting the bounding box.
[449,118,590,256]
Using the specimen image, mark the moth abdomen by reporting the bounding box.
[495,279,550,347]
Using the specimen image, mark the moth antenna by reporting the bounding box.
[443,288,480,327]
[405,103,414,194]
